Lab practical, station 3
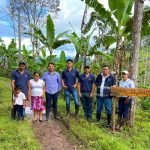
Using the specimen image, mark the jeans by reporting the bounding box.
[96,97,112,115]
[118,97,131,118]
[46,92,58,114]
[81,93,92,119]
[65,88,79,109]
[14,105,24,119]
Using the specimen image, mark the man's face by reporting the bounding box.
[19,64,26,71]
[85,68,90,74]
[48,64,55,72]
[122,73,128,80]
[67,61,73,68]
[102,67,109,75]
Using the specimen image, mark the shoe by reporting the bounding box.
[106,114,111,128]
[96,113,101,121]
[39,119,43,122]
[75,105,79,116]
[66,107,70,118]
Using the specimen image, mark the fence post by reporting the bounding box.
[112,98,116,131]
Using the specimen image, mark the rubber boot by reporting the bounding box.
[116,116,122,130]
[106,114,111,127]
[96,113,101,121]
[75,105,79,117]
[119,118,128,130]
[53,110,59,120]
[66,107,70,118]
[46,110,50,121]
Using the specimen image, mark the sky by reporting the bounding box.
[0,0,149,57]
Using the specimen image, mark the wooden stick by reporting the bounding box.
[112,98,116,131]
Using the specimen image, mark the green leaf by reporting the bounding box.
[47,15,55,46]
[60,51,66,63]
[40,48,46,58]
[53,39,70,49]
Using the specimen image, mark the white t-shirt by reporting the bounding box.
[30,79,45,96]
[100,75,107,97]
[119,79,135,97]
[13,92,26,105]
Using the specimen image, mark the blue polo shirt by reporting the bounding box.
[11,69,31,96]
[62,68,80,89]
[79,73,95,93]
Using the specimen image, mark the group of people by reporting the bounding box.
[11,59,134,130]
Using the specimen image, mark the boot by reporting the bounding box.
[119,118,128,130]
[96,113,101,121]
[66,107,70,118]
[106,114,111,127]
[75,105,79,116]
[53,110,59,120]
[116,116,122,130]
[46,111,50,121]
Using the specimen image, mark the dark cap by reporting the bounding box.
[66,59,73,63]
[84,65,90,69]
[19,61,26,65]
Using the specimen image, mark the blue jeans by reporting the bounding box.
[118,97,131,118]
[14,105,24,119]
[46,92,58,113]
[81,93,92,119]
[96,97,112,115]
[65,88,79,109]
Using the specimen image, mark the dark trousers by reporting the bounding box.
[46,92,58,114]
[81,93,92,119]
[118,97,131,118]
[14,105,24,119]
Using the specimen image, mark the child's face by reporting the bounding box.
[15,89,21,94]
[34,73,40,81]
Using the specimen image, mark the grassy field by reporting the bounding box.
[0,77,41,150]
[58,95,150,150]
[0,76,149,150]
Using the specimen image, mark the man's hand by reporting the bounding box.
[90,93,93,98]
[63,85,68,89]
[72,84,77,88]
[79,92,82,97]
[125,97,130,104]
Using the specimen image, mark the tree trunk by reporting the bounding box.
[129,0,144,126]
[74,52,80,63]
[129,0,144,84]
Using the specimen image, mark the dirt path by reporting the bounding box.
[33,120,76,150]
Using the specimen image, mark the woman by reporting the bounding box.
[116,70,135,130]
[29,72,45,122]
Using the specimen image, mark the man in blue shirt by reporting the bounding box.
[78,65,95,120]
[42,63,62,120]
[11,61,30,98]
[96,65,116,127]
[62,59,80,118]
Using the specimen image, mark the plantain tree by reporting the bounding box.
[83,0,150,81]
[25,14,70,62]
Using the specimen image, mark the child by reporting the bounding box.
[28,72,45,122]
[13,86,26,120]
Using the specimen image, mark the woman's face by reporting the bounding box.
[34,73,40,81]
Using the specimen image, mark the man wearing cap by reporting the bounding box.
[62,59,80,117]
[116,70,135,130]
[78,65,95,120]
[11,61,30,98]
[96,65,116,127]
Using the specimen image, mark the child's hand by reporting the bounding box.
[23,105,26,109]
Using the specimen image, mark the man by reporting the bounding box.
[11,61,30,99]
[96,65,116,127]
[78,65,95,120]
[11,61,30,119]
[42,63,62,120]
[62,59,80,118]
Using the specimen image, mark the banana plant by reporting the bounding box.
[0,39,18,69]
[25,14,70,62]
[84,0,150,80]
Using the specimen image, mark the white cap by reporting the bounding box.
[122,70,129,74]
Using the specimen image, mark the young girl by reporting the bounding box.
[29,72,45,122]
[13,86,26,120]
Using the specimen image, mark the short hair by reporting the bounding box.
[19,61,26,65]
[48,62,55,66]
[33,71,40,76]
[66,59,73,63]
[14,85,21,90]
[102,65,109,69]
